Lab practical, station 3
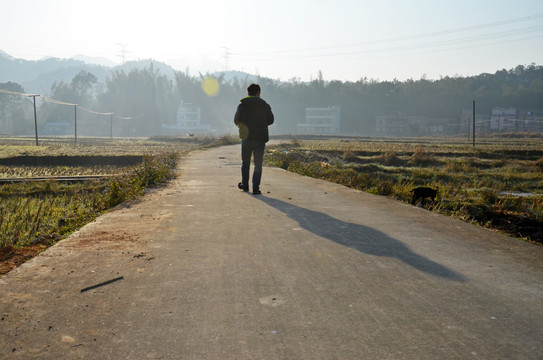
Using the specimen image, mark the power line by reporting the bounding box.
[0,89,41,145]
[234,26,543,62]
[366,33,543,62]
[1,84,145,144]
[79,107,113,116]
[40,96,78,106]
[0,89,39,97]
[291,27,543,62]
[1,89,134,120]
[230,13,543,62]
[115,115,137,120]
[234,13,543,57]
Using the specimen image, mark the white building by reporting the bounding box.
[162,100,211,135]
[297,106,340,135]
[490,107,516,132]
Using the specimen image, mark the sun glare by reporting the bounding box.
[201,77,220,97]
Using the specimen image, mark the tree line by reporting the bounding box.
[1,63,542,136]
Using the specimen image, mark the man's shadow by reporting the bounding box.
[258,196,466,282]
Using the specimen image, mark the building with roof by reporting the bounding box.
[162,100,211,135]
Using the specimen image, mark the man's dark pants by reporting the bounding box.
[241,139,265,191]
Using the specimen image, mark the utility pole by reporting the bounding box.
[32,95,39,146]
[74,105,78,144]
[472,100,476,147]
[467,116,470,141]
[110,113,113,139]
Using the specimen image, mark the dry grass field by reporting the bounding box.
[1,134,540,274]
[0,136,216,274]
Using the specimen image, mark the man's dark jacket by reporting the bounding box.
[234,96,274,142]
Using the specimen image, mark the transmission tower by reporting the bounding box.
[222,47,231,71]
[117,43,128,64]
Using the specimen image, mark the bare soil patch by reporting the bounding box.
[0,155,143,167]
[476,209,543,244]
[0,245,46,275]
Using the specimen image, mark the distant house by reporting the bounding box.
[162,100,211,135]
[376,114,408,136]
[421,118,452,135]
[490,107,517,132]
[297,106,340,135]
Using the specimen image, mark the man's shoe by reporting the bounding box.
[253,189,262,195]
[238,182,249,192]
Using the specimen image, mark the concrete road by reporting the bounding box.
[1,145,543,359]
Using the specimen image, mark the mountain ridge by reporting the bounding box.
[0,50,257,94]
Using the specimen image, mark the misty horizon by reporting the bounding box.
[1,1,542,83]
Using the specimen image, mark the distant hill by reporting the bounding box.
[0,52,110,94]
[111,59,177,79]
[0,50,258,94]
[72,54,118,68]
[212,70,259,83]
[0,55,87,83]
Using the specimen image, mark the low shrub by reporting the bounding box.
[443,159,474,173]
[368,180,395,196]
[409,146,435,166]
[203,135,240,147]
[341,147,358,162]
[377,151,404,166]
[479,188,499,204]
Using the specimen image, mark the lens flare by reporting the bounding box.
[201,77,220,97]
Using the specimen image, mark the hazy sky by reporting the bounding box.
[1,0,542,82]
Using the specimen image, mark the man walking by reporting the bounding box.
[234,83,274,195]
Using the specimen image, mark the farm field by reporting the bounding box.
[0,136,224,274]
[2,134,541,274]
[265,135,543,245]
